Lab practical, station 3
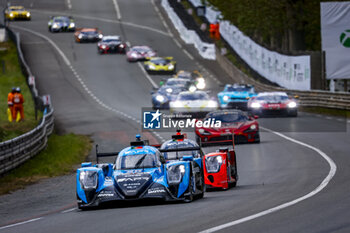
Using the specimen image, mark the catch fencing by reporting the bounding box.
[0,28,54,176]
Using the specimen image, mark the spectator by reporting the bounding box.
[7,87,16,122]
[12,87,25,122]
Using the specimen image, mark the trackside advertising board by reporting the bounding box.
[321,2,350,80]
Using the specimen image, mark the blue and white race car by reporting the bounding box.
[76,135,204,209]
[218,84,256,110]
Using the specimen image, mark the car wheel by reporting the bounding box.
[184,175,194,203]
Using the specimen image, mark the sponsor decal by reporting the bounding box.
[148,188,166,194]
[142,108,221,131]
[340,30,350,48]
[98,191,114,197]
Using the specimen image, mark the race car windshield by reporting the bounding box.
[115,153,160,170]
[207,113,248,123]
[53,19,66,23]
[178,92,209,101]
[226,86,253,92]
[10,8,24,11]
[132,47,151,53]
[166,79,188,86]
[162,144,200,160]
[102,39,120,43]
[81,31,97,35]
[151,58,168,65]
[257,95,288,101]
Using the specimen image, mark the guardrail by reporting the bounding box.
[216,49,350,110]
[0,27,54,176]
[162,0,350,111]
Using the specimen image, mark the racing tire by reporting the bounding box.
[184,175,194,203]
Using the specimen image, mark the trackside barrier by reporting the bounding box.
[0,27,54,176]
[168,1,350,110]
[215,49,350,110]
[161,0,216,60]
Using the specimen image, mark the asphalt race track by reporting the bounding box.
[0,0,350,232]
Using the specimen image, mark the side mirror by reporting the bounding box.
[160,155,166,164]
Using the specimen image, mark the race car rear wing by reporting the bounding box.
[95,145,119,163]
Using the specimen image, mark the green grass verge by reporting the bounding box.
[0,40,39,141]
[0,133,92,195]
[300,106,350,118]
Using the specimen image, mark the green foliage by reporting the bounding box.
[207,0,340,51]
[0,41,39,141]
[0,133,92,195]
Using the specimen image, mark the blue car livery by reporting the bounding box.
[151,85,187,109]
[218,84,256,110]
[76,135,204,209]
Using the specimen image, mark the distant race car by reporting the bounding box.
[76,135,204,209]
[126,46,156,62]
[218,84,257,110]
[97,36,127,54]
[195,110,260,145]
[74,28,103,43]
[144,57,176,74]
[248,92,298,117]
[169,91,218,117]
[5,6,31,20]
[48,16,75,32]
[203,146,238,189]
[151,85,188,109]
[174,70,206,90]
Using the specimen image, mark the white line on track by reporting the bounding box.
[112,0,121,20]
[136,54,159,89]
[67,0,72,10]
[0,218,42,230]
[199,127,337,233]
[61,208,77,214]
[11,25,164,143]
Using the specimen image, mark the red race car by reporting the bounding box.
[195,110,260,145]
[247,92,298,117]
[203,145,238,189]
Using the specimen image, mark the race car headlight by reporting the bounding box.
[79,171,98,189]
[288,101,297,108]
[9,13,14,17]
[26,12,31,17]
[250,124,257,130]
[205,156,223,173]
[166,88,173,93]
[196,81,206,90]
[168,64,174,70]
[198,129,211,135]
[78,34,83,39]
[131,53,138,58]
[148,64,156,70]
[167,164,185,184]
[69,22,75,28]
[120,44,125,48]
[156,95,165,103]
[189,85,197,92]
[52,23,59,28]
[101,44,107,49]
[197,77,205,83]
[208,100,218,108]
[223,96,229,102]
[251,102,261,109]
[98,34,103,39]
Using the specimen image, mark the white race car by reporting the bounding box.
[169,91,218,117]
